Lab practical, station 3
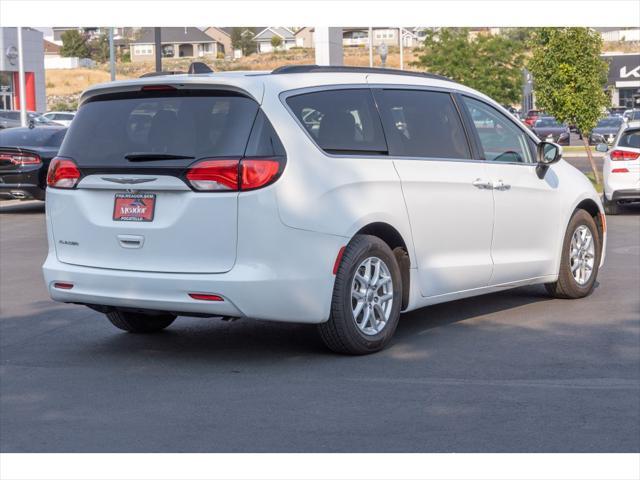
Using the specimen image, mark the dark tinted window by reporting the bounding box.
[0,127,67,147]
[59,91,259,167]
[375,89,470,159]
[286,89,387,154]
[245,110,286,157]
[596,117,623,128]
[619,129,640,149]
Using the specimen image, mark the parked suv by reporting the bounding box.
[43,66,606,354]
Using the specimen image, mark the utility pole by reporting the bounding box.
[154,27,162,73]
[368,27,373,67]
[17,27,27,127]
[109,28,115,81]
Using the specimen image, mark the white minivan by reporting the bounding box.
[43,66,606,354]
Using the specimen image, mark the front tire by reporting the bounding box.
[318,235,403,355]
[106,310,176,333]
[545,209,601,299]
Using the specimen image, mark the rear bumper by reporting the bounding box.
[43,187,346,323]
[0,183,45,200]
[612,189,640,202]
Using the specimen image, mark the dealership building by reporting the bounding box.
[0,27,46,112]
[603,53,640,108]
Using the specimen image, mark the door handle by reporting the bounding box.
[494,180,511,191]
[472,178,493,190]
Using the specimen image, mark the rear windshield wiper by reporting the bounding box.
[125,153,195,162]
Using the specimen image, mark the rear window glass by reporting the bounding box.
[286,89,387,154]
[0,127,67,147]
[375,89,471,159]
[245,110,286,157]
[619,129,640,149]
[59,91,260,167]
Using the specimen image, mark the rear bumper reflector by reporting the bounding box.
[53,282,74,290]
[189,293,224,301]
[333,246,346,275]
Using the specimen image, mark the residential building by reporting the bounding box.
[253,27,296,53]
[129,27,218,62]
[50,27,130,46]
[203,27,233,57]
[0,27,46,112]
[294,27,314,48]
[597,28,640,42]
[43,39,61,57]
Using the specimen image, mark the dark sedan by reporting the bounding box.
[531,116,571,145]
[0,126,67,200]
[589,116,624,145]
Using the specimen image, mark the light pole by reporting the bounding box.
[399,27,404,70]
[109,27,115,81]
[154,27,162,73]
[16,27,27,127]
[368,27,373,67]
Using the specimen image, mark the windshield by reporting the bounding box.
[59,90,260,167]
[597,117,623,128]
[535,117,563,128]
[0,128,67,147]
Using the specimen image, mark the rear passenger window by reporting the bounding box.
[286,89,387,154]
[375,89,471,159]
[245,110,286,157]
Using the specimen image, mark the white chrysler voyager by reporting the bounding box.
[43,65,607,354]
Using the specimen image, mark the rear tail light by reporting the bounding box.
[47,157,81,189]
[186,158,283,192]
[141,84,177,91]
[611,168,629,173]
[610,150,640,161]
[0,152,41,166]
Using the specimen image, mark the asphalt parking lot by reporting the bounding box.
[0,199,639,453]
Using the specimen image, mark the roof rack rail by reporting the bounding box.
[270,64,452,82]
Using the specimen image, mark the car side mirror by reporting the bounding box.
[536,141,561,179]
[595,143,609,153]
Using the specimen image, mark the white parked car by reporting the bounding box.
[598,121,640,215]
[41,111,76,127]
[42,66,607,354]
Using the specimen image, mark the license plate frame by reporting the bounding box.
[113,192,156,222]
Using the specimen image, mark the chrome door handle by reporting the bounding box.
[472,178,493,190]
[494,180,511,191]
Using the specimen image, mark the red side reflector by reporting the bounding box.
[600,212,607,233]
[47,157,80,188]
[141,85,177,91]
[333,246,346,275]
[610,150,640,161]
[54,282,74,290]
[611,168,629,173]
[189,293,224,301]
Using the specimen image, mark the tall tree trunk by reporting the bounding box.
[582,135,601,185]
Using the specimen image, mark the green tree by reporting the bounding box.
[231,27,257,56]
[270,36,283,51]
[411,28,525,105]
[528,28,610,184]
[60,30,89,58]
[88,33,110,63]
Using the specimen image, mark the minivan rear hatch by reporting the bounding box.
[49,86,260,273]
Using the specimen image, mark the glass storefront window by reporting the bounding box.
[0,72,14,110]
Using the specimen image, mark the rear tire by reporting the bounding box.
[318,235,403,355]
[106,310,176,333]
[603,196,619,215]
[545,209,601,299]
